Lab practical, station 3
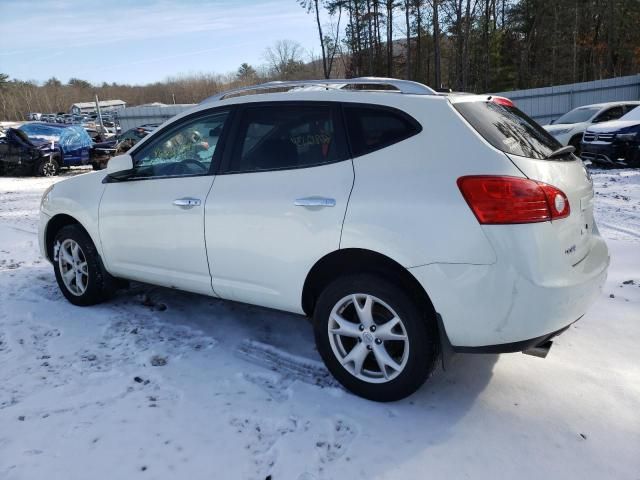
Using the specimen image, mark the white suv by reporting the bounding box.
[543,101,640,155]
[39,78,609,401]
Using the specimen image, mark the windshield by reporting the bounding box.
[620,105,640,121]
[554,107,600,124]
[453,100,565,160]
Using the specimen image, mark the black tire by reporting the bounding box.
[52,224,116,306]
[626,150,640,169]
[36,156,60,177]
[313,274,438,402]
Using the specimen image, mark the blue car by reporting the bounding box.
[581,106,640,168]
[18,122,93,174]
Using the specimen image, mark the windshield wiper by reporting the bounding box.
[546,145,575,159]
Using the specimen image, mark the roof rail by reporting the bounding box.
[201,77,437,103]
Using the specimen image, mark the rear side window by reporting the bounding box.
[229,104,347,173]
[453,100,564,160]
[594,106,624,123]
[344,105,421,157]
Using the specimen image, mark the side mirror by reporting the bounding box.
[549,119,555,125]
[106,154,133,173]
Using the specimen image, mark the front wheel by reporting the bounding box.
[36,156,60,176]
[53,225,115,306]
[313,274,438,402]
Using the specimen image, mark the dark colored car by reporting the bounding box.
[0,128,59,176]
[581,106,640,168]
[90,125,157,169]
[0,123,93,176]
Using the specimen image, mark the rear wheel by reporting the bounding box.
[313,274,438,402]
[53,225,115,306]
[36,156,60,177]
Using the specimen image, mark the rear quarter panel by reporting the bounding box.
[340,96,523,268]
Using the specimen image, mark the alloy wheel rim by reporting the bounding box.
[43,160,57,176]
[58,239,88,296]
[328,293,409,384]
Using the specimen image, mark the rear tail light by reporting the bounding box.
[457,176,570,224]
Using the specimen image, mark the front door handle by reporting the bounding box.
[173,197,201,209]
[294,196,336,208]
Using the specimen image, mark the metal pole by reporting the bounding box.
[95,94,105,135]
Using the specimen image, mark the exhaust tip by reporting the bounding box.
[522,340,553,359]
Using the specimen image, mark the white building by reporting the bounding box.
[115,103,194,131]
[70,100,127,115]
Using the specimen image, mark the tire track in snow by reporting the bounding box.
[599,221,640,240]
[235,339,340,395]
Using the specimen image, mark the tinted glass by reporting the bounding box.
[344,105,421,157]
[621,105,640,121]
[453,100,565,160]
[593,106,624,123]
[132,110,228,178]
[231,105,345,172]
[554,107,599,124]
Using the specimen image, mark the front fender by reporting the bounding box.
[41,171,108,259]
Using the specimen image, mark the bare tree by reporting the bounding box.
[430,0,442,88]
[299,0,330,78]
[404,0,411,79]
[264,40,306,79]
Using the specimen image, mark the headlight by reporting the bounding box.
[40,184,55,210]
[551,128,572,135]
[615,132,638,141]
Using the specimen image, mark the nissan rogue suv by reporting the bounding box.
[39,78,609,401]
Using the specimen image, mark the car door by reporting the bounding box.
[205,102,353,313]
[99,108,231,296]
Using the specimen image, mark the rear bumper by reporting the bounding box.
[452,322,575,354]
[409,236,609,348]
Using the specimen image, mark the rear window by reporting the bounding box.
[453,100,564,160]
[344,105,421,157]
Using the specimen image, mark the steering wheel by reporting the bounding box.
[171,158,208,175]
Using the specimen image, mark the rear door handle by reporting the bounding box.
[173,197,201,209]
[294,196,336,207]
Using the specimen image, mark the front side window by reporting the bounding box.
[131,110,229,178]
[229,104,346,173]
[343,105,422,157]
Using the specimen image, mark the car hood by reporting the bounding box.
[543,123,579,133]
[587,119,640,133]
[32,138,54,149]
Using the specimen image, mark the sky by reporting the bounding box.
[0,0,331,85]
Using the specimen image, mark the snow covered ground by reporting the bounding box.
[0,168,638,480]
